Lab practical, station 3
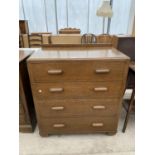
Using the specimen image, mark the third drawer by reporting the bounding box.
[37,99,121,118]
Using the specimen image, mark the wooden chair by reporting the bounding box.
[28,34,43,48]
[59,28,81,34]
[122,62,135,132]
[31,33,52,45]
[81,33,97,44]
[96,34,113,44]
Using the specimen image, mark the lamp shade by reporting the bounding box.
[96,1,113,17]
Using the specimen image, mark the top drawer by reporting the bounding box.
[28,60,125,82]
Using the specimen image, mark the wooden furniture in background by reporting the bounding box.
[59,28,81,34]
[28,34,43,48]
[19,20,29,34]
[19,35,24,48]
[21,34,29,48]
[113,35,135,61]
[27,48,130,137]
[81,34,97,44]
[21,34,116,48]
[42,43,113,51]
[122,62,135,132]
[19,20,29,47]
[31,32,52,35]
[51,34,81,44]
[96,34,114,44]
[21,34,50,48]
[19,49,36,132]
[30,33,52,45]
[31,33,52,45]
[113,35,135,88]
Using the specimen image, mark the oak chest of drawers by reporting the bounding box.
[27,48,130,137]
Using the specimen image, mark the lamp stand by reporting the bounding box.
[103,17,105,34]
[107,17,111,34]
[103,17,110,34]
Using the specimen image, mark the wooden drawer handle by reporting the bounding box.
[51,106,64,111]
[93,105,106,110]
[53,124,65,128]
[92,123,104,127]
[94,87,108,92]
[38,89,42,93]
[48,69,63,75]
[49,88,64,93]
[95,69,110,74]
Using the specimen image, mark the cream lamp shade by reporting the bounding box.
[96,0,113,17]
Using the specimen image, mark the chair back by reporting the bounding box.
[96,34,114,44]
[81,33,97,44]
[28,34,43,48]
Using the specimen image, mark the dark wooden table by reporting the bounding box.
[122,61,135,132]
[19,49,36,132]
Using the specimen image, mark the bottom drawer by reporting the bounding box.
[39,116,118,134]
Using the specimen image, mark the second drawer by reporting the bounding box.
[32,81,123,100]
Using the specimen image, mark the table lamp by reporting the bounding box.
[96,0,113,34]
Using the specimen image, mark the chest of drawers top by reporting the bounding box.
[27,48,130,61]
[19,49,34,62]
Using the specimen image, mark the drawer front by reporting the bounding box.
[32,81,123,100]
[39,116,118,134]
[37,99,120,118]
[28,61,125,82]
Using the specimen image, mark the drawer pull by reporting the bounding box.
[38,89,42,93]
[92,123,104,127]
[94,87,108,92]
[48,69,63,75]
[95,69,110,74]
[49,88,64,93]
[53,124,65,128]
[93,105,106,110]
[51,106,64,111]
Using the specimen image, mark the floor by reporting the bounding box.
[19,107,135,155]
